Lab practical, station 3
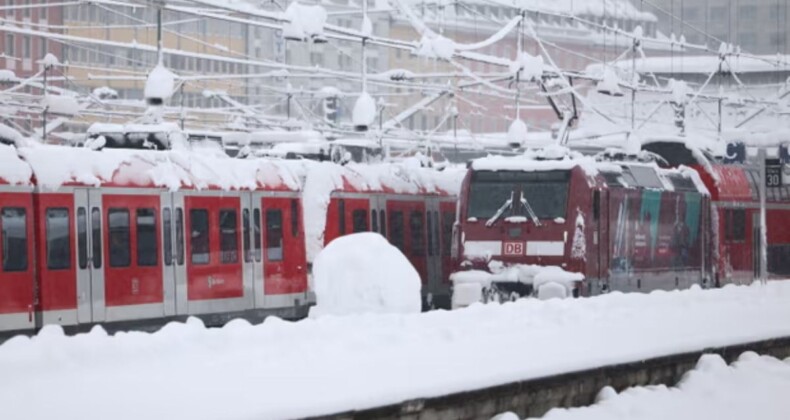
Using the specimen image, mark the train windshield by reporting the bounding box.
[467,170,570,221]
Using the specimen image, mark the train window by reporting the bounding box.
[91,208,102,269]
[108,208,131,268]
[389,211,405,252]
[291,199,299,238]
[441,211,454,257]
[379,210,386,238]
[371,209,378,233]
[163,208,172,266]
[410,211,425,257]
[243,209,251,263]
[45,208,70,270]
[1,207,27,272]
[593,191,600,221]
[266,209,283,261]
[190,209,210,265]
[338,199,346,235]
[601,172,624,188]
[433,211,441,256]
[77,207,88,269]
[253,208,262,262]
[137,209,157,267]
[352,209,367,233]
[219,209,239,264]
[426,211,434,256]
[725,209,746,242]
[175,208,184,266]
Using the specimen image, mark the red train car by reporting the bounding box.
[451,148,711,306]
[310,164,460,309]
[642,140,790,285]
[0,142,463,338]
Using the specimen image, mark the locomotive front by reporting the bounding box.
[451,155,593,307]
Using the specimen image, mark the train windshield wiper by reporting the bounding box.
[520,193,541,226]
[486,191,514,227]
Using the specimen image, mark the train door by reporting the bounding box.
[388,200,427,284]
[102,193,164,321]
[36,192,78,326]
[261,195,307,307]
[369,195,387,238]
[74,188,105,323]
[242,192,263,308]
[168,192,188,315]
[159,192,178,317]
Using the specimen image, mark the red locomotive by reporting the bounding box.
[0,142,461,338]
[451,141,790,307]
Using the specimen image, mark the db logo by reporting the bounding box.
[503,241,525,256]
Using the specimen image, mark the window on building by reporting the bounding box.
[682,7,699,20]
[108,208,130,268]
[39,37,46,59]
[219,209,238,264]
[5,34,14,57]
[190,209,210,265]
[46,208,70,270]
[1,207,27,272]
[739,32,757,49]
[265,209,283,261]
[738,5,757,19]
[710,6,727,19]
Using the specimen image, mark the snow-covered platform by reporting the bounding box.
[2,282,790,420]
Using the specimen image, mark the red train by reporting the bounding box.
[0,143,461,338]
[451,141,790,306]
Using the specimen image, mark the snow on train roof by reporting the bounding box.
[16,145,303,192]
[0,144,32,186]
[302,161,466,262]
[471,147,622,176]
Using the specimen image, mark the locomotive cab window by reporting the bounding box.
[45,208,70,270]
[190,209,210,265]
[468,170,570,221]
[1,207,27,272]
[265,209,283,261]
[219,209,239,264]
[108,208,131,268]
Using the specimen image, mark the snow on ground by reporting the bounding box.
[506,352,790,420]
[2,282,790,420]
[310,232,421,317]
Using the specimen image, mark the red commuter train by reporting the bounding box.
[0,143,461,338]
[451,140,790,306]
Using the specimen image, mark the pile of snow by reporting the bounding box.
[144,63,176,102]
[283,1,327,42]
[40,53,60,67]
[92,86,119,100]
[310,233,421,317]
[0,69,17,82]
[415,33,455,60]
[2,282,790,419]
[450,264,584,307]
[0,123,24,146]
[522,352,790,420]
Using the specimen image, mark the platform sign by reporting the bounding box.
[766,159,782,187]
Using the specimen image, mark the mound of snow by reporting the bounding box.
[352,91,377,129]
[144,64,176,101]
[310,232,421,317]
[283,2,327,42]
